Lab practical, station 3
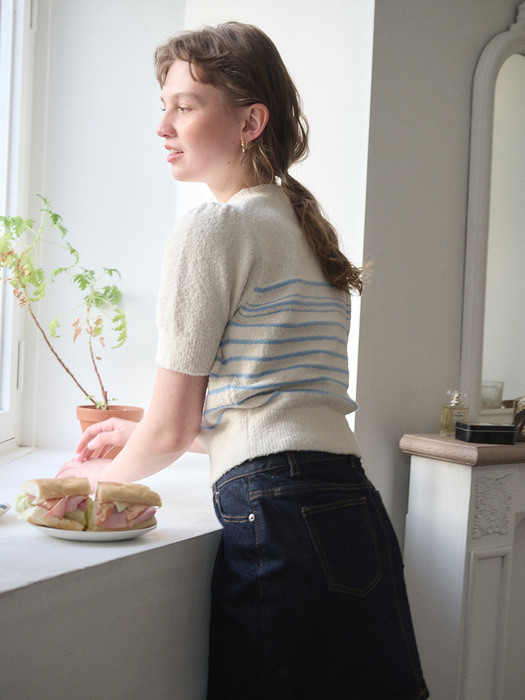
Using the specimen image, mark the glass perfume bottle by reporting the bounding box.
[440,390,469,436]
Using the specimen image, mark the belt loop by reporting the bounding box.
[286,451,300,476]
[349,454,362,470]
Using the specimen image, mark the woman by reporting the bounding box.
[59,22,428,700]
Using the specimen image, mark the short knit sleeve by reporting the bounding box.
[155,201,258,376]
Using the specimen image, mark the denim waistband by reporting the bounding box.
[214,451,361,488]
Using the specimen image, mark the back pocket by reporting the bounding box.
[302,496,382,596]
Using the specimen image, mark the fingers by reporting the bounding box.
[76,432,116,462]
[75,418,137,461]
[56,458,90,482]
[94,444,113,460]
[75,418,116,455]
[55,459,80,478]
[56,458,112,491]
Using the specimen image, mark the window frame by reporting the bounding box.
[0,0,32,447]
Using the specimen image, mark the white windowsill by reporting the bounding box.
[0,448,222,700]
[0,447,221,594]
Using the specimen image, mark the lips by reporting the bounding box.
[166,147,182,164]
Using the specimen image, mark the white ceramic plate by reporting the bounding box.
[0,503,10,518]
[28,524,157,541]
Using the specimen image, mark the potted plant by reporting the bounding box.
[0,195,143,439]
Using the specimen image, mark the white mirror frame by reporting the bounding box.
[460,1,525,420]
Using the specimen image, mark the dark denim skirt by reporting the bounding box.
[207,451,429,700]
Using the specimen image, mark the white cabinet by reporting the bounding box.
[400,434,525,700]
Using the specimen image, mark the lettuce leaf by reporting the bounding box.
[14,493,32,513]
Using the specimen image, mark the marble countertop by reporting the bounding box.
[400,433,525,466]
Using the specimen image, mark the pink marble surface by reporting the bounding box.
[400,433,525,466]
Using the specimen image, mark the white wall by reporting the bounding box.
[20,0,185,447]
[355,0,520,537]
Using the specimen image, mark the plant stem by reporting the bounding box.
[18,209,45,259]
[88,335,108,409]
[25,297,96,406]
[86,302,108,409]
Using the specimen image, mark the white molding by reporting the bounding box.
[459,546,513,699]
[404,450,524,699]
[461,2,525,419]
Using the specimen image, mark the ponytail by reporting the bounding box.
[280,174,364,294]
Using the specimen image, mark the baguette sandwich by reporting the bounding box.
[88,481,162,531]
[15,477,91,531]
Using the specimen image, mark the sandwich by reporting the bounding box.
[88,481,162,531]
[15,477,91,531]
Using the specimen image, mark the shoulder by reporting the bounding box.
[166,200,247,257]
[176,199,238,233]
[228,183,295,224]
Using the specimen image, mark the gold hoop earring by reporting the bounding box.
[241,139,248,154]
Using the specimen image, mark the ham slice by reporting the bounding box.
[100,508,129,529]
[94,503,157,529]
[42,495,87,519]
[129,505,156,528]
[94,502,115,525]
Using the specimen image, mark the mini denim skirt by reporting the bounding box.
[206,451,429,700]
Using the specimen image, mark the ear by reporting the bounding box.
[241,103,269,144]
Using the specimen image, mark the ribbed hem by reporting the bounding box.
[201,405,361,485]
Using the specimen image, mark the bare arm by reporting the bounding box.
[58,367,208,487]
[187,436,208,453]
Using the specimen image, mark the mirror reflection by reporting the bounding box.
[482,53,525,411]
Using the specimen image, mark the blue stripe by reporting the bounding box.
[220,335,346,348]
[254,278,332,293]
[238,307,348,320]
[210,362,348,380]
[202,388,357,426]
[237,309,350,328]
[229,320,345,330]
[214,348,348,365]
[251,291,346,301]
[233,314,348,330]
[249,291,347,306]
[207,375,349,397]
[243,299,347,313]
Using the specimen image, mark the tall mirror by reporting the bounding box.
[483,53,525,413]
[461,2,525,421]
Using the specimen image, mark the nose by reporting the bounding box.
[156,111,174,139]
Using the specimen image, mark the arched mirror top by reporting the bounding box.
[461,1,525,420]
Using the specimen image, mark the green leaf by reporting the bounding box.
[65,241,80,265]
[49,315,61,338]
[72,270,94,291]
[102,267,121,279]
[103,284,123,306]
[111,309,127,348]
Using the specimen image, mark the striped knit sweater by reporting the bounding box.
[156,184,361,484]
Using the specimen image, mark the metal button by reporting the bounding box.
[248,513,255,522]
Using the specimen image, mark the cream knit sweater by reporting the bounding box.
[156,184,361,484]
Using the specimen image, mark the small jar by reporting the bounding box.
[440,390,469,436]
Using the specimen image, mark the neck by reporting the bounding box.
[211,171,271,203]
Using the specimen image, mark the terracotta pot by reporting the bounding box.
[76,404,144,459]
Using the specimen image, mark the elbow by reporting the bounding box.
[150,417,202,456]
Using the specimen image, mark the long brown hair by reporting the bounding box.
[154,22,364,294]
